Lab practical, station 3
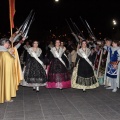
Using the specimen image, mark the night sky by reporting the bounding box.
[0,0,120,39]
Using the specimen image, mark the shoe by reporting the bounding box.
[43,83,46,86]
[33,87,36,91]
[83,89,86,92]
[112,89,117,92]
[106,87,113,89]
[36,87,39,92]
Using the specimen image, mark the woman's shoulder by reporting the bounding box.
[28,47,33,50]
[50,47,55,51]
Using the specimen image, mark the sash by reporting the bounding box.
[62,47,68,64]
[51,48,66,67]
[80,49,94,69]
[64,53,69,62]
[28,49,45,70]
[79,49,97,79]
[54,50,66,67]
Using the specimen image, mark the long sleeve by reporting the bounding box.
[117,49,120,61]
[13,33,21,43]
[104,45,111,52]
[71,33,79,42]
[15,43,21,49]
[14,38,25,49]
[103,45,107,50]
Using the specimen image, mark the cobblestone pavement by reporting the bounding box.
[0,86,120,120]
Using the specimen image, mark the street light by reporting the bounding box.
[113,19,117,25]
[55,0,59,2]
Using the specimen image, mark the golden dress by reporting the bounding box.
[0,51,16,103]
[10,47,23,90]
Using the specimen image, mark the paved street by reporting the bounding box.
[1,86,120,120]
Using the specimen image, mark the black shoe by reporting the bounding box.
[36,90,39,92]
[33,89,36,91]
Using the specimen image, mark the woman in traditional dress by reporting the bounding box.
[105,40,120,92]
[46,39,71,89]
[71,40,99,91]
[23,40,47,91]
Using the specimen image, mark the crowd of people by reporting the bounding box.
[0,30,120,104]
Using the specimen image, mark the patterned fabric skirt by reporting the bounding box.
[71,63,99,90]
[22,57,47,87]
[46,58,71,89]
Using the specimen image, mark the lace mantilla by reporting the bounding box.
[28,47,42,57]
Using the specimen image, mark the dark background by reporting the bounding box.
[0,0,120,40]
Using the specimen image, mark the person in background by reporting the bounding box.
[70,44,77,69]
[105,40,120,92]
[103,38,112,87]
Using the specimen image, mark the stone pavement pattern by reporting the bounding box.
[1,86,120,120]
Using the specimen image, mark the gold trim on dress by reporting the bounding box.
[71,63,99,90]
